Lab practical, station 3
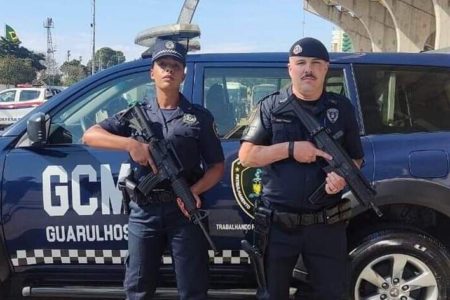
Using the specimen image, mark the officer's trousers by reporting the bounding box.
[261,222,348,300]
[124,201,209,300]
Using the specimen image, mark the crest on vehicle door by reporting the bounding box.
[231,158,262,219]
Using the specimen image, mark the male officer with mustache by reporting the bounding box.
[239,37,364,300]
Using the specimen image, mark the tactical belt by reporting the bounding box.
[272,200,351,228]
[135,189,176,206]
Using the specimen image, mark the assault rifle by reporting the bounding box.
[272,96,383,217]
[121,103,218,252]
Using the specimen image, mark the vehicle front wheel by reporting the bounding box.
[350,230,450,300]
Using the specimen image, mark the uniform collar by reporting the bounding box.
[281,85,330,115]
[147,93,195,121]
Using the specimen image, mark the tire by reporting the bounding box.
[350,230,450,300]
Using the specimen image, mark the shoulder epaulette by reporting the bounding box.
[326,91,350,105]
[258,90,280,104]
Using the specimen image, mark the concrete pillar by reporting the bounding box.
[331,0,397,51]
[433,0,450,49]
[304,0,373,51]
[381,0,435,51]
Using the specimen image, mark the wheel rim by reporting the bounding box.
[354,253,439,300]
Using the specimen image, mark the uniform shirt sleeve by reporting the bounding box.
[240,98,272,145]
[97,110,132,137]
[198,110,225,165]
[342,100,364,160]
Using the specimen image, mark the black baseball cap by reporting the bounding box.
[289,37,329,62]
[152,38,187,65]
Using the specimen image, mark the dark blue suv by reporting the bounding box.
[1,52,450,299]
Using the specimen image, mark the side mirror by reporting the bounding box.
[27,112,49,145]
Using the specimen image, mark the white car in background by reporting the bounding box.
[0,87,61,129]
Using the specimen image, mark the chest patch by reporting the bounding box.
[326,108,339,124]
[182,113,197,125]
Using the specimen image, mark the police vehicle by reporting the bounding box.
[1,27,450,300]
[0,87,62,130]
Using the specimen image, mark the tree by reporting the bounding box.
[87,47,126,73]
[0,55,36,85]
[342,33,353,52]
[0,37,46,71]
[60,59,88,86]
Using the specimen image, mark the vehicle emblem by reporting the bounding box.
[231,159,263,219]
[293,44,302,55]
[326,108,339,123]
[182,113,197,124]
[165,41,175,50]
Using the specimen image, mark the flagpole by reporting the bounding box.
[91,0,96,75]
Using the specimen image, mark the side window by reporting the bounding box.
[47,71,150,144]
[355,65,450,134]
[203,67,347,139]
[203,67,290,139]
[326,69,346,95]
[19,90,41,101]
[0,90,16,102]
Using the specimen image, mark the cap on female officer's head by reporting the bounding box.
[289,37,329,62]
[151,38,187,66]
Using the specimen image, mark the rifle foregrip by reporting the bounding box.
[171,177,197,214]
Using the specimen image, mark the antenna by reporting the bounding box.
[91,0,96,75]
[43,17,57,84]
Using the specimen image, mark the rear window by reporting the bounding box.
[19,90,41,101]
[354,65,450,134]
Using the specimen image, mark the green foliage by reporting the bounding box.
[44,74,62,86]
[87,47,126,73]
[60,59,88,85]
[0,55,36,85]
[342,33,353,52]
[0,37,46,70]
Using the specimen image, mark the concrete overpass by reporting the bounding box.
[304,0,450,52]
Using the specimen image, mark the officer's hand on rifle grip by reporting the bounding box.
[325,171,346,194]
[176,192,202,218]
[127,139,158,174]
[291,141,332,163]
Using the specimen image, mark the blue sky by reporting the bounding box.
[0,0,334,65]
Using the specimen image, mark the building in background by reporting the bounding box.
[331,28,353,52]
[304,0,450,53]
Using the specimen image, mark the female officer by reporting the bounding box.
[83,38,224,300]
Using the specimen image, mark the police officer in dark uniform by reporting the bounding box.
[239,37,364,300]
[83,38,225,300]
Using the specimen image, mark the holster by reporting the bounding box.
[118,178,134,215]
[118,170,140,215]
[253,205,273,257]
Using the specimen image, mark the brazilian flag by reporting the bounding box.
[5,24,20,44]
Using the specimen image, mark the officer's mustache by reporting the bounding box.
[301,72,316,80]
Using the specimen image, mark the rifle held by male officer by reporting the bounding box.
[121,103,218,252]
[273,96,383,217]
